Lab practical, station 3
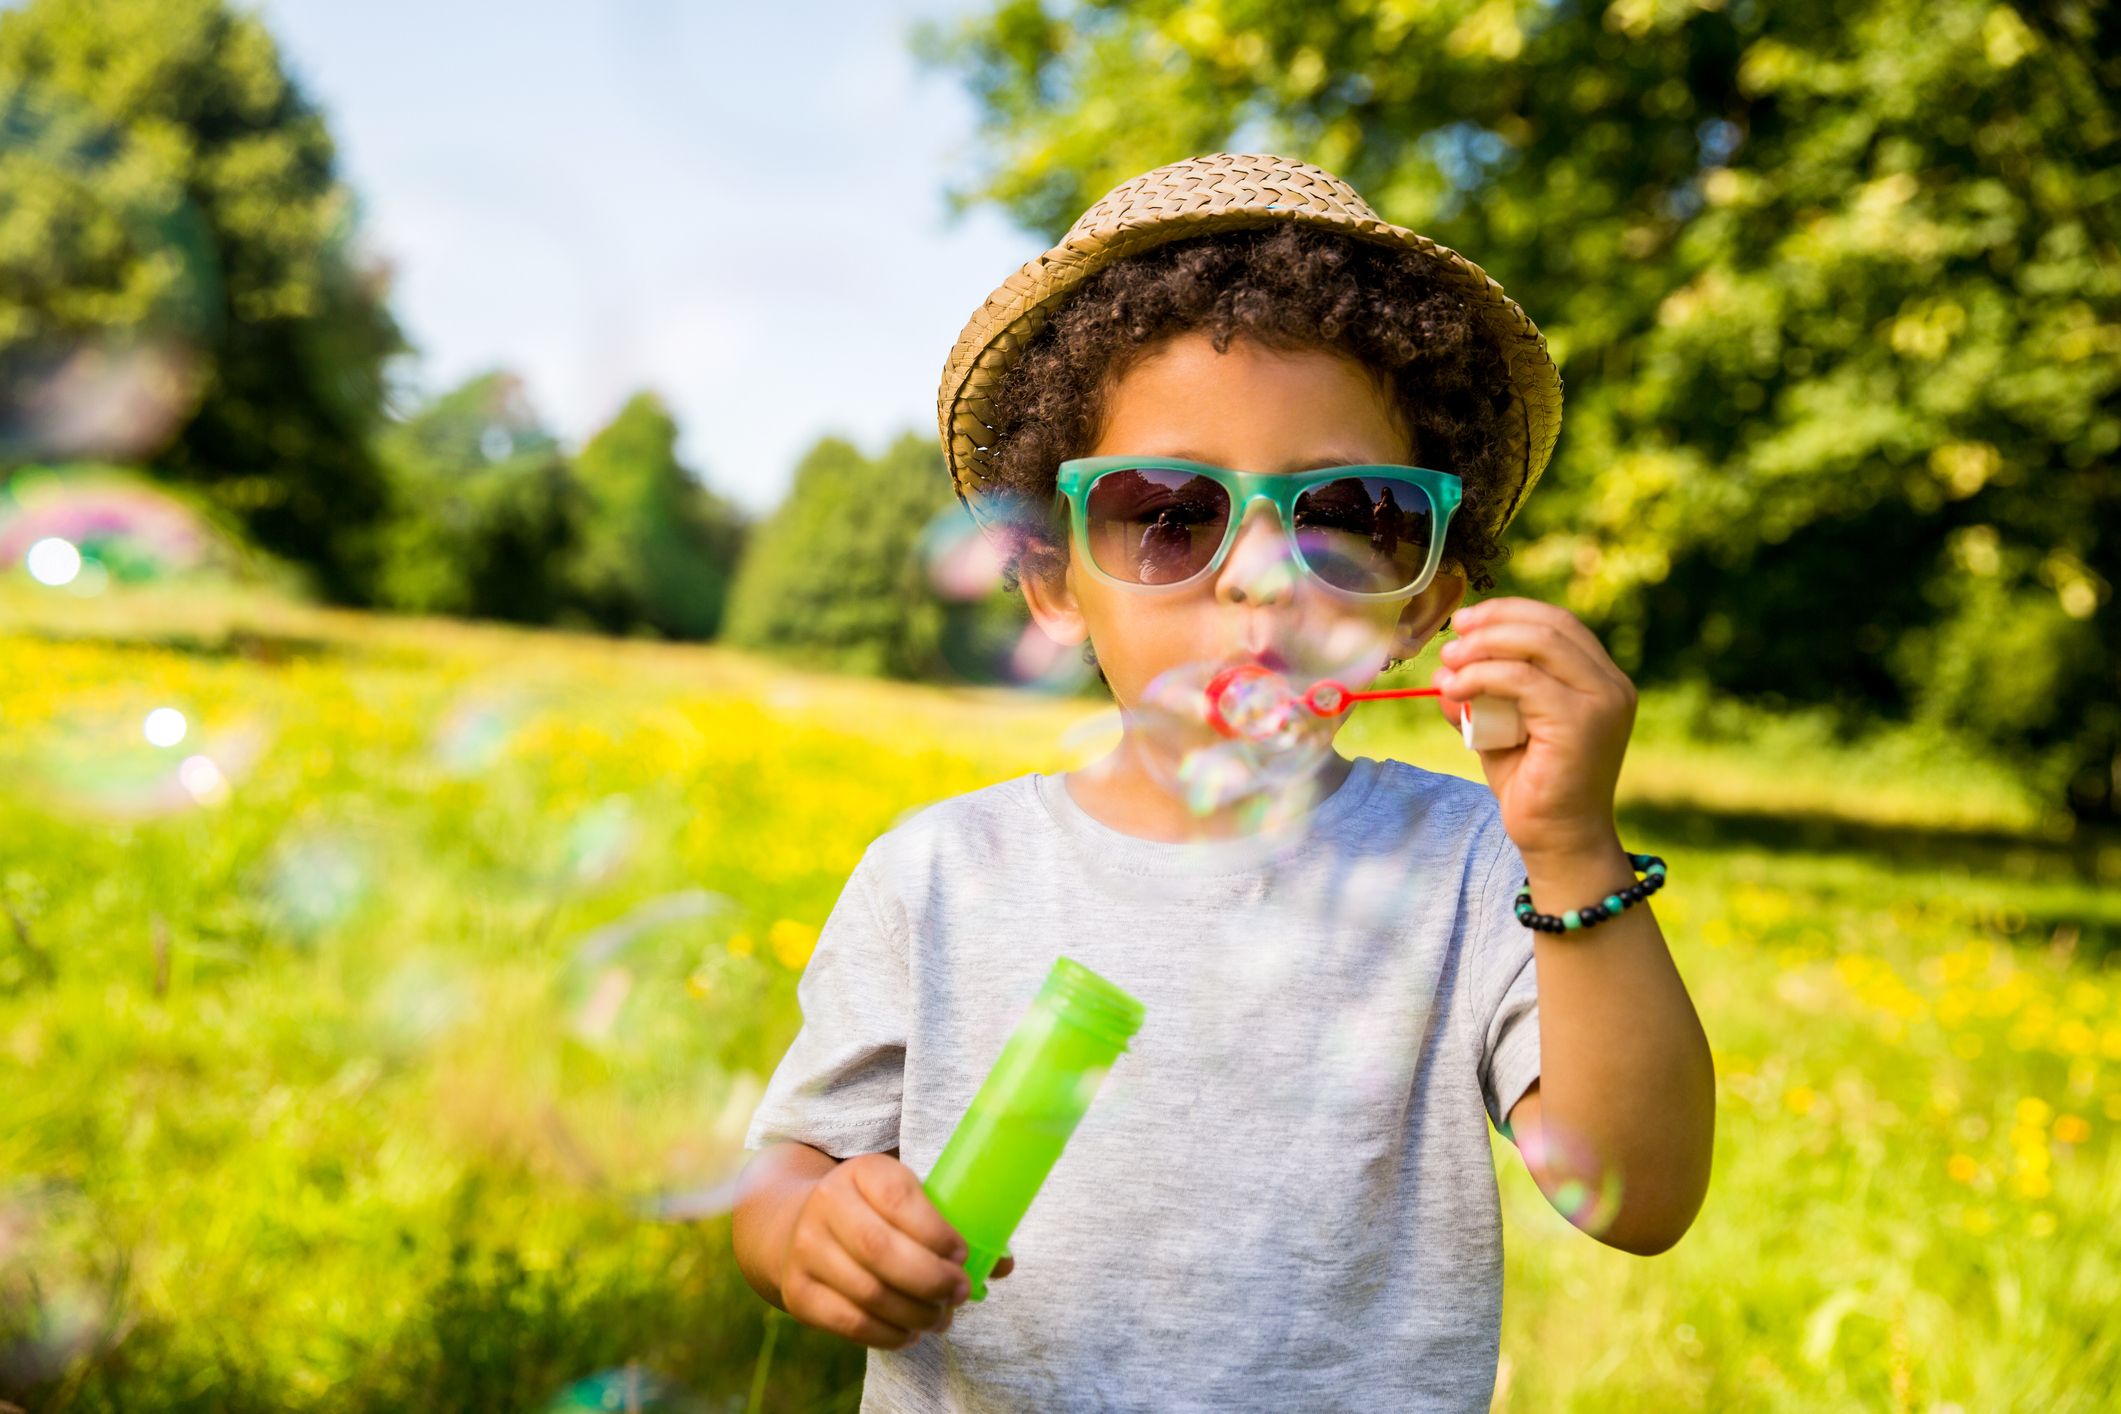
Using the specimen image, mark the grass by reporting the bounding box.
[1,583,2116,1411]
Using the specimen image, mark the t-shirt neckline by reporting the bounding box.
[1031,755,1383,877]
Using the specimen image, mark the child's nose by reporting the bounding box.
[1213,499,1299,606]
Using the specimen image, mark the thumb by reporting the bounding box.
[990,1254,1016,1280]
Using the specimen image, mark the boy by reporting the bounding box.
[731,153,1714,1411]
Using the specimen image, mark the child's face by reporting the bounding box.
[1021,330,1467,718]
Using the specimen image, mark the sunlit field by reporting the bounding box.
[3,586,2116,1412]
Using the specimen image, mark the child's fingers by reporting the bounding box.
[803,1228,958,1336]
[1440,619,1615,698]
[1456,597,1616,673]
[991,1254,1016,1280]
[851,1154,971,1262]
[823,1180,970,1309]
[782,1264,925,1351]
[1433,658,1572,717]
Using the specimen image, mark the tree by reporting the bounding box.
[0,0,405,600]
[370,370,584,624]
[569,391,748,640]
[722,431,959,679]
[917,0,2121,818]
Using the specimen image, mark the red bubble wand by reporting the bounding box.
[1204,663,1526,751]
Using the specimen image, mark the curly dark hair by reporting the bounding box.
[976,223,1519,681]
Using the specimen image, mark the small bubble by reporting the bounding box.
[431,688,531,775]
[176,754,229,805]
[562,795,639,886]
[261,831,371,937]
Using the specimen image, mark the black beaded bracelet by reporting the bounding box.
[1514,852,1667,933]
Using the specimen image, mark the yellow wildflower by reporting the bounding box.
[769,919,820,970]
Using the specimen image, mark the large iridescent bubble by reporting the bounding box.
[10,701,268,821]
[535,891,764,1222]
[913,501,1094,694]
[1,467,240,595]
[0,1180,127,1402]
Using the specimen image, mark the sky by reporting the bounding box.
[257,0,1047,518]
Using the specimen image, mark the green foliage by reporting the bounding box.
[722,430,960,679]
[0,0,405,600]
[569,392,749,641]
[0,594,2115,1409]
[917,0,2121,817]
[370,371,586,624]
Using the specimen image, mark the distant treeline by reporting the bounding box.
[0,0,1046,690]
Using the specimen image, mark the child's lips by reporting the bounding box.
[1234,647,1293,676]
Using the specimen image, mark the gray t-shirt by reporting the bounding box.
[743,754,1540,1412]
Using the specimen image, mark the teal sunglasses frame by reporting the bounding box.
[1054,455,1463,602]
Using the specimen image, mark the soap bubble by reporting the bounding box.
[913,504,1094,694]
[919,504,1006,602]
[1056,706,1124,769]
[259,829,372,939]
[537,891,764,1218]
[430,688,534,777]
[1128,659,1334,818]
[1509,1113,1626,1239]
[13,705,267,820]
[543,1364,705,1413]
[0,1181,128,1400]
[559,795,640,888]
[365,954,474,1056]
[1,467,236,591]
[0,85,221,465]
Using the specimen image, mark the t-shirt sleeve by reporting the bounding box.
[742,845,907,1159]
[1470,814,1541,1134]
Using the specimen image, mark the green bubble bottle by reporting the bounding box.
[922,955,1145,1302]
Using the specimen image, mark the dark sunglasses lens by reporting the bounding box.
[1292,477,1436,594]
[1083,468,1232,585]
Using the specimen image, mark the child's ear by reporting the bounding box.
[1391,571,1468,659]
[1018,546,1090,648]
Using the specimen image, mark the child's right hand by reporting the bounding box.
[780,1152,1015,1350]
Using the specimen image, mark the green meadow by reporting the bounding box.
[2,586,2116,1412]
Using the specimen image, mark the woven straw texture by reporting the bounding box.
[936,152,1562,541]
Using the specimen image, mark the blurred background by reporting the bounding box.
[0,0,2115,1409]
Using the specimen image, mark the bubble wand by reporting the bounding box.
[1204,663,1527,752]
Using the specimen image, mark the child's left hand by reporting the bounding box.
[1430,596,1637,862]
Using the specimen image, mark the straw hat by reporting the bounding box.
[936,151,1562,544]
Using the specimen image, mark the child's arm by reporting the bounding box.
[1436,597,1715,1255]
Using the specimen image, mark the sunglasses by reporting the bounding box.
[1054,456,1462,601]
